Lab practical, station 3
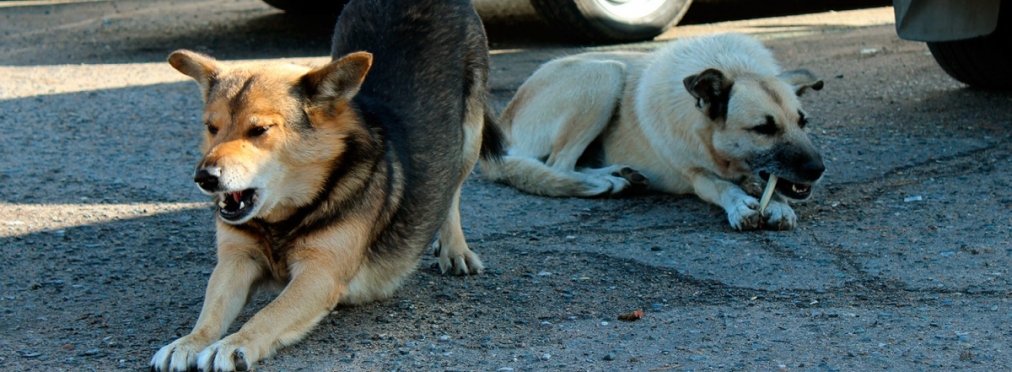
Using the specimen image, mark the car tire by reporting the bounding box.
[530,0,693,42]
[925,5,1011,89]
[261,0,348,15]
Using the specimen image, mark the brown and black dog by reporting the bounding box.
[150,0,504,370]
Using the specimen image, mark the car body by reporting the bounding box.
[893,0,1010,88]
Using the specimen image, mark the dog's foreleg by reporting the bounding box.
[690,172,761,231]
[150,236,266,372]
[196,244,359,372]
[435,187,484,275]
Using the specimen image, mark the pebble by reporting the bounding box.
[497,368,515,372]
[603,353,616,361]
[438,335,450,343]
[81,349,100,356]
[541,353,551,361]
[18,350,42,359]
[649,303,663,311]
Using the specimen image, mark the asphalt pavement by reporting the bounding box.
[1,1,1010,371]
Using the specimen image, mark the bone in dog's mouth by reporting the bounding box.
[217,189,257,221]
[760,172,812,200]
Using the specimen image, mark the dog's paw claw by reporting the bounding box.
[761,200,797,230]
[150,335,210,372]
[431,240,442,257]
[730,212,761,231]
[728,196,762,231]
[232,350,248,371]
[197,339,257,372]
[438,248,484,276]
[618,167,648,185]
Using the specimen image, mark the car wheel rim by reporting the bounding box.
[593,0,668,19]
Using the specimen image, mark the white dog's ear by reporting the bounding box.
[302,52,373,109]
[683,68,733,120]
[778,69,824,96]
[168,50,223,102]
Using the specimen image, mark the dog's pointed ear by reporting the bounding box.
[168,50,222,101]
[778,69,824,96]
[302,52,373,108]
[683,68,733,121]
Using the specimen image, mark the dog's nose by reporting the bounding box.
[799,158,825,180]
[194,168,220,192]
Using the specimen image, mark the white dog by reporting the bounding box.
[482,33,825,230]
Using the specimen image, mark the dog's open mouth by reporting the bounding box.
[760,172,813,200]
[217,189,257,222]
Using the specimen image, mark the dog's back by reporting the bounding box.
[655,33,781,78]
[332,0,491,257]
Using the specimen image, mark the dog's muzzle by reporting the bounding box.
[194,168,220,193]
[760,157,824,200]
[194,167,259,223]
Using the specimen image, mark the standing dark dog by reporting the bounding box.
[150,0,503,370]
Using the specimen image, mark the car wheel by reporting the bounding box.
[530,0,693,42]
[925,5,1011,89]
[261,0,348,15]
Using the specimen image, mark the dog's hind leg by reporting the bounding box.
[435,68,486,276]
[580,164,650,194]
[435,187,485,275]
[485,58,636,197]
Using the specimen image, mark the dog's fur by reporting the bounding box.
[150,0,504,370]
[481,33,825,230]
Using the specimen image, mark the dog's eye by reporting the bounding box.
[752,116,778,135]
[247,126,269,138]
[206,124,219,136]
[798,111,808,128]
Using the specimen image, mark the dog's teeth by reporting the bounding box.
[218,200,227,208]
[239,201,246,210]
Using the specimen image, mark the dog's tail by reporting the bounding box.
[480,154,626,197]
[479,103,507,162]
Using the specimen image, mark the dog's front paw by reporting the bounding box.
[434,240,485,276]
[150,334,213,372]
[761,200,797,230]
[727,196,761,231]
[197,337,261,372]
